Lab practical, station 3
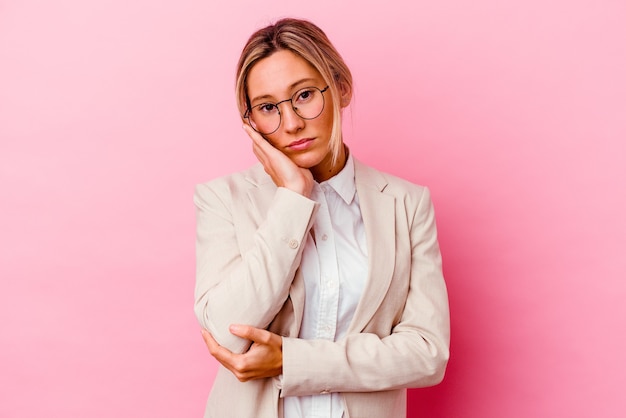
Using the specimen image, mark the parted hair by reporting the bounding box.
[235,18,353,164]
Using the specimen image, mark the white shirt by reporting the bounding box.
[284,154,369,418]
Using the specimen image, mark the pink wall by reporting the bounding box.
[1,1,625,416]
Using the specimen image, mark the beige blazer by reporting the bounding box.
[194,159,450,418]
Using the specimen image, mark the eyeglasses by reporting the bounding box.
[244,86,329,135]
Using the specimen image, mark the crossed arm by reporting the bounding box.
[196,125,449,392]
[195,124,313,378]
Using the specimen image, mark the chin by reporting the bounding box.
[289,153,325,169]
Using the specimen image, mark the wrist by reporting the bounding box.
[285,182,311,198]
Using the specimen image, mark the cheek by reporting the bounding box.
[263,134,289,154]
[315,103,335,135]
[320,110,335,137]
[264,136,281,149]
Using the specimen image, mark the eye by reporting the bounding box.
[256,103,277,114]
[295,88,316,104]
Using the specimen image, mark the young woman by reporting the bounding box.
[194,18,450,418]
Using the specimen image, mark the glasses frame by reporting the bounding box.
[244,85,330,135]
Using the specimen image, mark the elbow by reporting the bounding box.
[429,353,449,386]
[193,295,220,336]
[194,297,250,354]
[423,345,450,386]
[194,296,212,333]
[408,338,449,388]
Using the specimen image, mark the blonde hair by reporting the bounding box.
[235,18,353,164]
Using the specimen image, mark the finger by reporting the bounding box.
[242,122,256,138]
[244,124,283,159]
[243,124,267,148]
[246,127,275,168]
[201,329,219,352]
[251,139,269,166]
[201,329,237,363]
[229,324,261,341]
[230,324,276,345]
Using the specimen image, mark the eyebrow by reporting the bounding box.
[250,78,318,103]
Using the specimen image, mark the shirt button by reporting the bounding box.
[321,234,328,241]
[288,239,299,249]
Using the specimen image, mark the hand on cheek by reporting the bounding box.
[244,124,314,197]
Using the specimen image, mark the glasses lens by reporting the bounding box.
[249,103,280,135]
[247,87,326,134]
[292,87,325,120]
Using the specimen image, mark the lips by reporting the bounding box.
[287,138,314,150]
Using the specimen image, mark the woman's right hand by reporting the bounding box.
[244,124,314,198]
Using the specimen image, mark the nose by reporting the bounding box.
[280,101,305,133]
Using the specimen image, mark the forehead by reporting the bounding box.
[247,50,323,101]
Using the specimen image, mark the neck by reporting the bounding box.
[310,144,348,182]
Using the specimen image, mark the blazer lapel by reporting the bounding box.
[348,160,396,333]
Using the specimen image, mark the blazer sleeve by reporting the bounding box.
[280,187,450,395]
[194,181,318,354]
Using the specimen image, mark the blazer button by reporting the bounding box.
[288,239,299,249]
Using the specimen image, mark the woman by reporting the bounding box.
[194,18,450,418]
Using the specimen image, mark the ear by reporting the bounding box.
[336,78,352,108]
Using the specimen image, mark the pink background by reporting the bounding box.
[1,0,625,417]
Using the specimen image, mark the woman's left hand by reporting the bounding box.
[201,325,283,382]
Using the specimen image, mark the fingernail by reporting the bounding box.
[229,324,240,334]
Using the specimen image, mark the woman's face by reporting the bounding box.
[246,50,337,175]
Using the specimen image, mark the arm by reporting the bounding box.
[281,187,450,395]
[195,125,317,354]
[194,183,317,354]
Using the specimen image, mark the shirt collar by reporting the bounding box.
[320,151,356,205]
